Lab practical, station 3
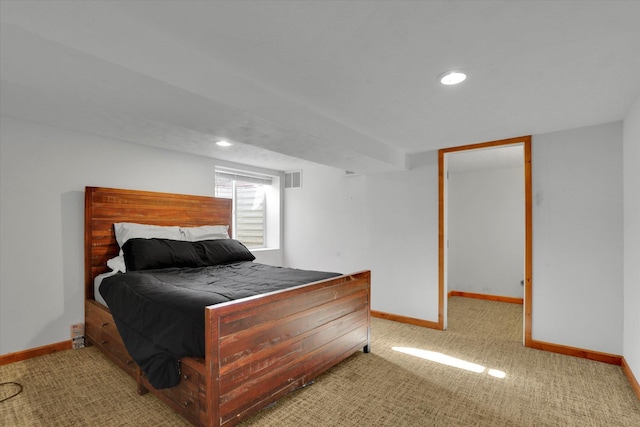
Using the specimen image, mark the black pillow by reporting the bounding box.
[122,238,255,271]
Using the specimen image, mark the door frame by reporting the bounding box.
[438,136,532,346]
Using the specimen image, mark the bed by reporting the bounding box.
[84,186,371,427]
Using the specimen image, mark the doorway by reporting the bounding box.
[438,136,532,346]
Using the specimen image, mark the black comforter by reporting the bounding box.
[99,261,340,389]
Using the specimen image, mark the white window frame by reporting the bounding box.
[215,167,280,250]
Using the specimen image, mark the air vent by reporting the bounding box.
[284,170,302,189]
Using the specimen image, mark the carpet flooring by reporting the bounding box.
[1,297,639,426]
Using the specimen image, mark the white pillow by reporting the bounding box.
[106,255,127,273]
[180,225,229,242]
[113,222,183,248]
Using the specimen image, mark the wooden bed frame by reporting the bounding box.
[84,186,371,427]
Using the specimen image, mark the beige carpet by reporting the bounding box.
[1,297,639,426]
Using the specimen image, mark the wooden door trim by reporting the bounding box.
[438,136,532,346]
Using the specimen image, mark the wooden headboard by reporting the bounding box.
[84,186,232,300]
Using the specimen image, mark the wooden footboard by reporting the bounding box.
[205,270,370,427]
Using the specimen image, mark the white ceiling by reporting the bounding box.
[1,1,639,174]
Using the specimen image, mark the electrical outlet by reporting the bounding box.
[71,323,85,349]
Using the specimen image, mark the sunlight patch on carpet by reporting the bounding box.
[392,346,506,378]
[487,368,506,378]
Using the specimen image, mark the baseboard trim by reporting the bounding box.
[529,339,622,366]
[374,305,637,400]
[371,310,440,330]
[1,330,637,402]
[622,357,640,400]
[0,340,72,365]
[448,290,524,304]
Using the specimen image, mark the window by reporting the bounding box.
[215,169,275,249]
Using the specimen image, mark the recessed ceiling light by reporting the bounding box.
[439,70,467,86]
[216,140,233,147]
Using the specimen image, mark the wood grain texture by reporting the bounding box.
[0,340,72,365]
[371,310,439,329]
[84,186,371,427]
[529,339,622,366]
[209,271,370,426]
[437,149,446,330]
[85,300,136,377]
[523,139,533,346]
[448,291,524,305]
[622,357,640,401]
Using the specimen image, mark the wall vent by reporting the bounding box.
[284,170,302,189]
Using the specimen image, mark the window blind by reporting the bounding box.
[215,170,272,185]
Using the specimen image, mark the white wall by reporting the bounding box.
[448,166,524,298]
[364,163,440,319]
[0,115,628,359]
[285,122,624,355]
[623,96,640,379]
[0,116,281,354]
[283,165,368,274]
[532,122,624,354]
[284,157,440,321]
